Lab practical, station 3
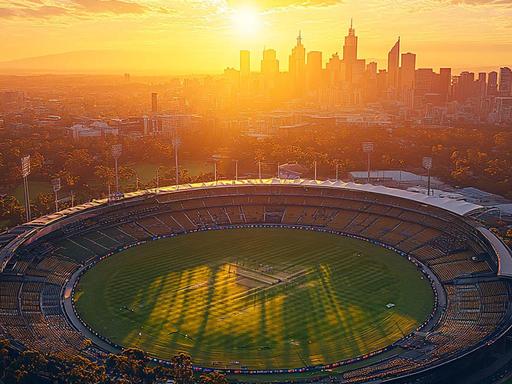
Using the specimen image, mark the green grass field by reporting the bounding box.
[13,180,52,203]
[74,228,434,370]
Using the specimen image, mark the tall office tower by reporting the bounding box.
[477,72,487,97]
[387,38,400,91]
[488,71,498,96]
[366,62,377,78]
[400,52,416,107]
[400,52,416,90]
[261,49,280,91]
[326,53,342,85]
[499,67,512,96]
[454,72,476,102]
[261,49,279,75]
[439,68,452,102]
[306,51,323,92]
[342,19,358,82]
[415,68,437,97]
[289,31,306,94]
[240,50,250,78]
[151,92,158,114]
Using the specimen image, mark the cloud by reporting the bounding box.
[71,0,148,14]
[0,4,68,18]
[226,0,342,9]
[448,0,512,5]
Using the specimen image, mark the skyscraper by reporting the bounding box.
[488,71,498,96]
[289,31,306,95]
[400,52,416,107]
[261,49,280,91]
[151,92,158,114]
[387,38,400,91]
[240,50,250,78]
[306,51,323,92]
[342,19,358,83]
[400,52,416,90]
[499,67,512,96]
[439,68,452,102]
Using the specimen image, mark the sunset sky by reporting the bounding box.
[0,0,511,74]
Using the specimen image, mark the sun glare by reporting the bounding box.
[231,8,261,35]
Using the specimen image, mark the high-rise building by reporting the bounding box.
[261,49,279,74]
[151,92,158,114]
[306,51,323,92]
[499,67,512,96]
[400,52,416,107]
[289,31,306,94]
[366,62,377,78]
[240,50,250,78]
[387,38,400,91]
[261,49,280,91]
[400,52,416,91]
[488,71,498,96]
[439,68,452,102]
[342,19,358,82]
[477,72,487,98]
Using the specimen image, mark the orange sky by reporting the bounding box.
[0,0,511,74]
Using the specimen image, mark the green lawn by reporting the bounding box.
[74,228,434,370]
[12,180,52,203]
[131,160,211,184]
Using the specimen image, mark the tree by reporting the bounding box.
[170,353,194,384]
[199,371,228,384]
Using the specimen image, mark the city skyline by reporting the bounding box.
[0,0,511,74]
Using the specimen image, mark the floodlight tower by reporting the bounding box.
[423,157,433,196]
[51,178,61,212]
[234,160,239,181]
[111,144,122,195]
[21,156,31,222]
[173,136,181,188]
[362,142,374,184]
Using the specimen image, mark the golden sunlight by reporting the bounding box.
[231,7,262,36]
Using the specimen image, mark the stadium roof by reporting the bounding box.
[143,179,484,217]
[478,227,512,278]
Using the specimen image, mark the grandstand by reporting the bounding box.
[1,178,512,383]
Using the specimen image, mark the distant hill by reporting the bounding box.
[0,50,210,75]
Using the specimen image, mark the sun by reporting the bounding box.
[231,7,262,35]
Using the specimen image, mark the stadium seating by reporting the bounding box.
[0,182,510,384]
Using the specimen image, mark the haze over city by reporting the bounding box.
[1,2,512,384]
[1,0,512,74]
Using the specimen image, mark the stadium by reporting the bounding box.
[1,178,512,383]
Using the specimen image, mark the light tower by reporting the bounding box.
[51,178,61,212]
[173,136,181,188]
[362,142,374,184]
[21,155,31,222]
[111,144,122,195]
[423,157,433,196]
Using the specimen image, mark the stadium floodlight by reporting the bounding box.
[423,157,433,197]
[362,142,374,184]
[111,144,122,195]
[173,137,181,189]
[234,160,239,181]
[20,155,31,222]
[51,178,61,212]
